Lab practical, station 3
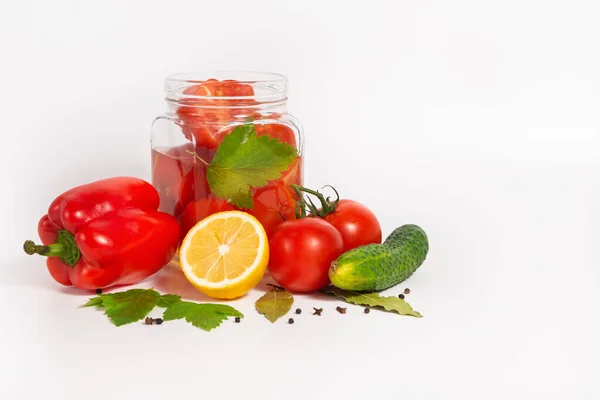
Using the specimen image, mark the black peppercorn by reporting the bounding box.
[154,318,163,325]
[404,288,410,294]
[364,308,370,314]
[288,318,294,324]
[398,294,405,299]
[95,288,102,294]
[234,317,241,323]
[295,308,302,314]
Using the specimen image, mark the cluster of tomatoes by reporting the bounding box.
[268,186,381,293]
[176,79,296,149]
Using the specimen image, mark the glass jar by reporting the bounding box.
[151,72,304,241]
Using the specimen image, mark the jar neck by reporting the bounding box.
[164,72,289,118]
[165,97,288,118]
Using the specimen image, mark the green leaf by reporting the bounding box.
[157,294,182,308]
[324,287,423,318]
[255,287,294,323]
[162,301,243,331]
[207,123,298,209]
[79,288,162,326]
[81,296,104,308]
[80,289,242,331]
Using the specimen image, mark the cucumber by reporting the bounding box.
[328,224,428,291]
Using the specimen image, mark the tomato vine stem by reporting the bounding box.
[290,184,340,218]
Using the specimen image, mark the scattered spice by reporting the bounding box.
[144,317,163,325]
[295,308,302,314]
[154,318,163,325]
[313,307,323,316]
[398,294,405,299]
[95,288,102,294]
[404,288,411,294]
[336,306,347,314]
[234,317,241,323]
[144,317,152,325]
[364,308,370,314]
[288,318,295,324]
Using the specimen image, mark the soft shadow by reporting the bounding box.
[58,282,139,297]
[149,264,224,303]
[300,288,340,303]
[254,273,340,302]
[253,274,281,293]
[58,286,91,297]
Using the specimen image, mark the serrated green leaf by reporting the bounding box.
[79,288,162,326]
[162,301,243,331]
[157,294,182,308]
[81,296,104,308]
[255,288,294,323]
[207,123,298,209]
[104,289,162,326]
[324,287,422,318]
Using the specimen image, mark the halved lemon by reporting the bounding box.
[179,210,269,299]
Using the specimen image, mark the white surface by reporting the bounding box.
[1,0,599,399]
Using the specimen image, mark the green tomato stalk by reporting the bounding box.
[290,184,340,219]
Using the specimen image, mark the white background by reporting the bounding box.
[1,0,599,399]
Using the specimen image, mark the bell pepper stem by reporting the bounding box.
[23,241,66,257]
[23,230,81,267]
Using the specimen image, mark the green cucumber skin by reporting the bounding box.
[329,224,429,291]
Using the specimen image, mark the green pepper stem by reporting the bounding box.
[23,240,66,257]
[23,230,81,267]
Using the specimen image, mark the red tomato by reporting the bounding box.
[216,80,255,97]
[247,184,298,237]
[178,146,216,210]
[277,157,302,187]
[152,144,216,219]
[179,197,234,241]
[255,123,297,147]
[322,199,382,252]
[177,113,224,149]
[216,123,297,149]
[268,218,344,293]
[177,80,255,149]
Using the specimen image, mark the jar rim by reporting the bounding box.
[166,71,287,84]
[165,71,288,103]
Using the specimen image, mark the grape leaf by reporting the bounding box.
[157,294,182,308]
[206,123,298,209]
[79,288,162,326]
[324,287,423,318]
[162,301,243,331]
[255,287,294,323]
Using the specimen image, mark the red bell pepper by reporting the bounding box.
[23,177,180,290]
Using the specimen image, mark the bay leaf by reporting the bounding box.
[324,287,422,318]
[255,287,294,323]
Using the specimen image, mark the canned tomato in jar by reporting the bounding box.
[150,72,304,240]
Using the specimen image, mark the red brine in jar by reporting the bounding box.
[151,73,304,241]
